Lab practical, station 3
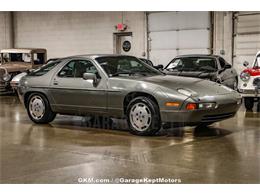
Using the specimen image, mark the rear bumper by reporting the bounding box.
[160,98,241,124]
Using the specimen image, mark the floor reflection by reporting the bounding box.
[1,95,260,183]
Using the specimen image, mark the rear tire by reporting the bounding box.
[26,93,56,124]
[126,96,161,136]
[244,97,254,110]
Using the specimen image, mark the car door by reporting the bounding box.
[218,57,235,88]
[49,59,107,115]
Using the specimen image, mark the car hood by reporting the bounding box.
[0,63,31,73]
[11,72,28,83]
[163,70,216,79]
[130,75,234,96]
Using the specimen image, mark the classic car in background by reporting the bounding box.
[0,48,47,94]
[239,51,260,111]
[163,54,238,90]
[17,54,241,136]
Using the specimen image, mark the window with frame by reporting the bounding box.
[219,57,226,69]
[33,53,45,65]
[58,60,99,78]
[254,55,260,68]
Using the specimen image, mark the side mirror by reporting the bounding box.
[224,64,232,69]
[243,61,249,67]
[154,64,164,70]
[83,72,97,82]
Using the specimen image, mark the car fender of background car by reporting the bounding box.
[17,54,242,136]
[239,51,260,111]
[0,48,47,94]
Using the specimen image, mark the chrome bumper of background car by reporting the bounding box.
[160,101,241,124]
[238,89,260,97]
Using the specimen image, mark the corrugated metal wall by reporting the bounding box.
[233,12,260,73]
[147,12,212,66]
[0,12,13,50]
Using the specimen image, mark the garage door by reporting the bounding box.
[147,12,212,66]
[233,12,260,74]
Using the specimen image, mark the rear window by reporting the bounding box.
[28,60,61,76]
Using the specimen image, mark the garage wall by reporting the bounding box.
[147,12,212,66]
[213,12,233,64]
[233,12,260,73]
[0,12,13,50]
[13,12,147,59]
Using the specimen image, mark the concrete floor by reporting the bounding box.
[0,95,259,184]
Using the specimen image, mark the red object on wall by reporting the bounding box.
[116,23,127,31]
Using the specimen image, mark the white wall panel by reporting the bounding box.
[149,31,178,49]
[178,29,210,49]
[149,50,178,66]
[233,12,260,74]
[14,12,146,59]
[148,11,211,66]
[0,12,13,50]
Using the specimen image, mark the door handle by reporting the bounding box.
[53,79,58,85]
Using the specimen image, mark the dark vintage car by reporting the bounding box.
[163,54,238,90]
[17,55,241,136]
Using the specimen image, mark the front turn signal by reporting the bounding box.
[165,102,180,107]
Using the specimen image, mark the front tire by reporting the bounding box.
[244,97,254,110]
[126,96,161,136]
[26,93,56,124]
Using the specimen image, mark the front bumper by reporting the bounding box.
[160,96,241,124]
[10,81,19,90]
[238,89,260,97]
[17,85,26,106]
[0,81,13,94]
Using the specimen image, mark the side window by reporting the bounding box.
[58,60,98,78]
[166,59,182,70]
[33,53,45,65]
[219,57,226,69]
[254,56,260,68]
[58,61,75,77]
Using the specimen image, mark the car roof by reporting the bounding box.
[59,54,136,60]
[0,48,47,53]
[174,54,220,58]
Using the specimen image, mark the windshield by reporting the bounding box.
[96,56,161,77]
[254,55,260,68]
[1,53,32,64]
[28,60,61,76]
[165,57,217,72]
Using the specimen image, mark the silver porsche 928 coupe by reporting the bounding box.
[17,55,242,136]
